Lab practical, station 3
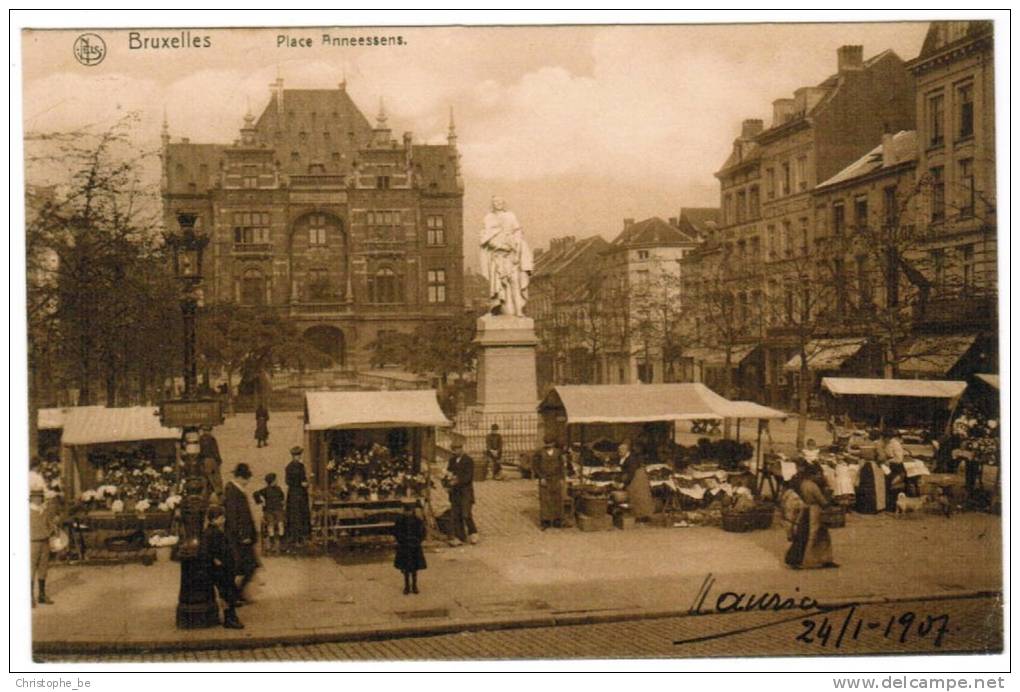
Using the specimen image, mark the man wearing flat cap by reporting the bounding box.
[445,437,478,546]
[284,446,311,549]
[224,463,259,601]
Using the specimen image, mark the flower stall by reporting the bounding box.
[303,390,452,549]
[59,406,182,560]
[538,384,786,530]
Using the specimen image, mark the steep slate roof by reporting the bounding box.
[917,21,993,61]
[609,217,699,248]
[815,130,917,189]
[164,143,225,195]
[679,207,721,238]
[411,144,461,195]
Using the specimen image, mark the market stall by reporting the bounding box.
[538,384,786,530]
[303,390,452,549]
[59,406,182,560]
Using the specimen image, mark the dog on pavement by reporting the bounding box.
[895,492,925,516]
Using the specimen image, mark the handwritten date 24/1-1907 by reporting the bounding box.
[797,605,951,649]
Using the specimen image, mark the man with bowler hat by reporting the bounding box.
[224,463,259,601]
[445,437,478,546]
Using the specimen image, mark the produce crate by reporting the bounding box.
[579,494,609,517]
[612,513,636,530]
[822,505,846,528]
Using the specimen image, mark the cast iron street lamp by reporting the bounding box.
[162,212,220,629]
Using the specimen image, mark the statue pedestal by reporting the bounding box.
[474,314,538,415]
[462,314,540,469]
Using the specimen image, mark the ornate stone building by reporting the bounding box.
[161,79,464,373]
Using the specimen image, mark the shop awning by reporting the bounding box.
[304,390,452,431]
[975,373,999,389]
[821,377,966,400]
[61,406,181,446]
[685,344,758,367]
[896,334,977,376]
[783,338,867,372]
[539,383,782,424]
[38,407,67,430]
[720,400,789,420]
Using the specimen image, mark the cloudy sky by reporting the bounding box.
[21,22,929,268]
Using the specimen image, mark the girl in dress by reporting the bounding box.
[392,499,427,595]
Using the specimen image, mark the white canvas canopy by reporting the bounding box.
[304,390,452,431]
[975,374,1000,390]
[821,377,966,400]
[539,384,785,424]
[61,406,180,446]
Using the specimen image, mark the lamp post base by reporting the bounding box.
[176,556,220,629]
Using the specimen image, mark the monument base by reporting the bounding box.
[462,314,541,473]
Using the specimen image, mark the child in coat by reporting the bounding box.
[203,505,243,629]
[392,499,427,595]
[253,472,286,553]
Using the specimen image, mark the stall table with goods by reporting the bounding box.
[303,390,451,550]
[58,406,183,563]
[538,384,786,532]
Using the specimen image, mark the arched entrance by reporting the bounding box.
[304,325,346,367]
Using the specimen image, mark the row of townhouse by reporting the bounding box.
[682,21,997,408]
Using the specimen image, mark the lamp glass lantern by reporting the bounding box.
[167,213,208,282]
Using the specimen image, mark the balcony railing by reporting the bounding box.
[233,243,274,255]
[289,175,347,189]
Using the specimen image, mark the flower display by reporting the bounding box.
[326,448,424,499]
[135,499,151,512]
[110,499,125,513]
[148,534,179,547]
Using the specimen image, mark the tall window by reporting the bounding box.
[961,244,975,290]
[781,221,792,258]
[242,165,258,189]
[883,186,898,228]
[833,258,847,316]
[736,190,747,223]
[856,256,872,305]
[781,162,791,196]
[427,269,447,303]
[723,193,733,225]
[832,202,846,237]
[233,212,271,245]
[799,218,809,256]
[958,158,975,217]
[426,215,446,245]
[796,156,808,191]
[749,186,760,219]
[930,166,945,222]
[767,225,777,258]
[377,176,391,189]
[957,82,974,139]
[765,168,776,199]
[750,236,761,259]
[927,93,945,146]
[931,249,946,290]
[307,268,331,301]
[368,267,401,303]
[854,196,868,231]
[308,214,329,246]
[241,268,266,306]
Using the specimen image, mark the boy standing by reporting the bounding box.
[253,472,286,554]
[203,506,243,629]
[30,486,57,607]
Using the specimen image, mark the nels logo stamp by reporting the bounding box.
[73,33,106,66]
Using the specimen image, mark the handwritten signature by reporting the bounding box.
[675,574,951,650]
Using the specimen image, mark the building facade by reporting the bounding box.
[161,80,464,373]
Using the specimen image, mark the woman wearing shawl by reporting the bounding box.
[784,462,837,569]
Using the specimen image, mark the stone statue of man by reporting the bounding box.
[479,196,533,317]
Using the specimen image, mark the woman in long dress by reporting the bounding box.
[619,442,655,520]
[536,439,566,528]
[785,465,837,569]
[284,447,312,547]
[855,456,887,514]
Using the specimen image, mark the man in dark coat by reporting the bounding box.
[254,403,270,448]
[485,424,504,480]
[202,505,243,629]
[284,446,312,548]
[199,425,224,497]
[445,439,478,546]
[223,463,259,600]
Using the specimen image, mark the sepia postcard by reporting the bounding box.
[14,14,1007,675]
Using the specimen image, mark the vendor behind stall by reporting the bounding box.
[618,441,654,520]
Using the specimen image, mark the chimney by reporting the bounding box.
[837,45,864,73]
[181,137,190,144]
[881,132,896,167]
[741,119,764,139]
[624,218,635,228]
[772,98,796,126]
[668,216,679,227]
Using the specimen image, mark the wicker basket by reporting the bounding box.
[822,505,846,528]
[752,506,775,530]
[721,510,757,533]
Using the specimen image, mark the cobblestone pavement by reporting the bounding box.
[41,595,1002,662]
